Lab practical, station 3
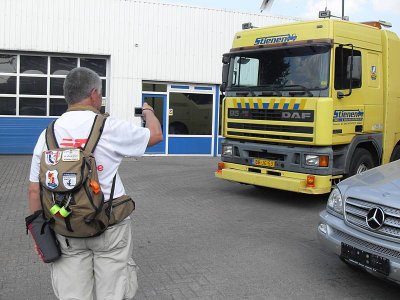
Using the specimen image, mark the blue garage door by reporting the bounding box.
[0,52,108,154]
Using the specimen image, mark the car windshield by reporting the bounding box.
[227,45,330,96]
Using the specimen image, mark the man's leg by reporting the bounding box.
[91,219,138,300]
[51,235,95,300]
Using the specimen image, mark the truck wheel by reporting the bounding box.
[390,145,400,162]
[348,148,374,177]
[169,122,188,134]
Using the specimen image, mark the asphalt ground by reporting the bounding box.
[0,155,399,299]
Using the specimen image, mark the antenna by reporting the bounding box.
[260,0,274,12]
[319,2,349,20]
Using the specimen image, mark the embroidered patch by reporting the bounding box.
[44,150,62,166]
[62,149,80,161]
[62,173,77,190]
[46,170,59,189]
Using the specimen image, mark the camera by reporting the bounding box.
[134,107,143,117]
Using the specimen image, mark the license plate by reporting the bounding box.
[252,158,276,168]
[340,243,390,276]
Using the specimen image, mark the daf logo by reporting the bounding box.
[366,207,385,230]
[281,111,313,120]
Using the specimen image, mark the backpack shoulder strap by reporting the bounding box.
[45,120,59,150]
[84,114,108,153]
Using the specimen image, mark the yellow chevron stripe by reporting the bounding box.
[249,98,254,108]
[233,98,238,108]
[299,99,306,110]
[289,99,296,109]
[257,98,263,108]
[269,99,275,109]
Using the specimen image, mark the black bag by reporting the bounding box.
[26,210,61,263]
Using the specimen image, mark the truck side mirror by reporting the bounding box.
[337,43,356,99]
[221,55,230,93]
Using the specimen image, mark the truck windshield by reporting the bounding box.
[227,45,330,97]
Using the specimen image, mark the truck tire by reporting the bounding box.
[348,148,374,177]
[390,145,400,162]
[169,122,188,134]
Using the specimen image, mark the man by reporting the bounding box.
[28,67,163,299]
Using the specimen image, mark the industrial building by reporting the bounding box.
[0,0,296,155]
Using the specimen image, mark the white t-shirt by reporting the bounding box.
[29,110,150,200]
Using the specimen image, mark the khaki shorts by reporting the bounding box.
[51,219,138,300]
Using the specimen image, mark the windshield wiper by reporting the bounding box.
[282,84,313,97]
[261,90,282,97]
[234,90,256,97]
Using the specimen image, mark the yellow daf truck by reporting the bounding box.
[216,19,400,194]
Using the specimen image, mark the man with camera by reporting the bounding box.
[27,67,162,299]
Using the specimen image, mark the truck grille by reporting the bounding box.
[345,197,400,240]
[226,108,314,142]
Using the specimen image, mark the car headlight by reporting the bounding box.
[305,155,329,167]
[222,145,233,156]
[327,188,343,215]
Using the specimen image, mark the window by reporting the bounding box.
[0,97,16,115]
[51,57,77,75]
[334,47,362,90]
[230,57,259,87]
[227,45,330,97]
[20,55,47,74]
[0,54,17,73]
[169,92,213,135]
[142,82,167,92]
[0,53,108,117]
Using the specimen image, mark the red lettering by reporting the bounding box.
[60,138,88,148]
[97,165,104,172]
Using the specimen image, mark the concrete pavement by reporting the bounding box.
[0,155,399,299]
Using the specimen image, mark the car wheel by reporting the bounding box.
[390,145,400,162]
[348,148,374,177]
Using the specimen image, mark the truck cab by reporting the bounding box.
[216,19,400,194]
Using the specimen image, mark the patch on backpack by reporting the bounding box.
[62,173,77,190]
[44,150,62,166]
[62,149,80,161]
[46,170,59,189]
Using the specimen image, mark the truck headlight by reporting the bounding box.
[327,188,343,215]
[222,145,233,156]
[305,155,329,167]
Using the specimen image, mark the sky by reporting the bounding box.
[162,0,400,35]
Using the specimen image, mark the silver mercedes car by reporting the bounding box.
[318,159,400,284]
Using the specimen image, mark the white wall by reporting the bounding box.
[0,0,297,120]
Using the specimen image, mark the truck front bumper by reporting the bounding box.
[215,161,332,194]
[318,210,400,284]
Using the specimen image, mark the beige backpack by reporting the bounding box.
[39,114,135,238]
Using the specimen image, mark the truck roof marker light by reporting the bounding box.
[217,162,225,174]
[319,156,329,167]
[361,20,392,29]
[306,175,315,188]
[361,21,382,29]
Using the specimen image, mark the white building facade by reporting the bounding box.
[0,0,296,155]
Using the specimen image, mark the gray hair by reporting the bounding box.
[63,67,102,104]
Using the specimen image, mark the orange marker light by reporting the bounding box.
[306,175,315,188]
[319,156,329,167]
[216,162,225,174]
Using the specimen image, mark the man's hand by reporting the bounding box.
[142,103,163,146]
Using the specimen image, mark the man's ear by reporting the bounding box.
[89,88,97,99]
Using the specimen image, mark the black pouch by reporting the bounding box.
[25,210,61,263]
